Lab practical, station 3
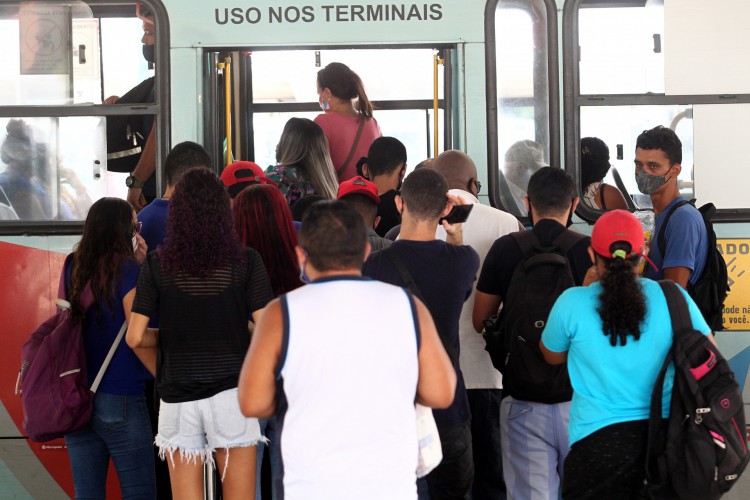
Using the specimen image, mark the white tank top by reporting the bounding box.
[276,276,419,500]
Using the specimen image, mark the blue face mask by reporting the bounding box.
[319,97,330,112]
[299,252,311,284]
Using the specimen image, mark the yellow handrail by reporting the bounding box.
[218,56,232,167]
[433,53,444,158]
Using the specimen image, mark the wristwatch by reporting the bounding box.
[125,175,144,189]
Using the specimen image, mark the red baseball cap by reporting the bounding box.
[337,176,380,204]
[220,161,277,198]
[591,209,646,259]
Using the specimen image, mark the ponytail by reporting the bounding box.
[318,62,374,119]
[596,242,646,346]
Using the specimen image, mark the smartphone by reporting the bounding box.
[440,204,473,224]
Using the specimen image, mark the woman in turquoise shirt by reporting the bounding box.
[540,210,713,499]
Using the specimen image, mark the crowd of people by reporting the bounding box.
[56,50,716,500]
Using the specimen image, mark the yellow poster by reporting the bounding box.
[719,239,750,330]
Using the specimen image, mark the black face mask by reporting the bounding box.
[567,200,575,228]
[142,44,155,64]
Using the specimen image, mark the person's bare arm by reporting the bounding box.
[123,290,157,375]
[663,267,691,289]
[602,184,629,211]
[473,290,502,333]
[540,340,567,365]
[239,299,283,418]
[415,298,456,408]
[127,125,156,211]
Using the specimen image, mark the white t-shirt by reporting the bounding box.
[436,189,520,389]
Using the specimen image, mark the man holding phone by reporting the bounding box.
[434,150,522,500]
[363,168,479,500]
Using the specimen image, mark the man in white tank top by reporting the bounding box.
[238,201,457,500]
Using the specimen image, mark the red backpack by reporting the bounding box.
[16,254,95,442]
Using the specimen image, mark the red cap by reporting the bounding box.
[591,209,646,259]
[220,161,277,191]
[337,176,380,204]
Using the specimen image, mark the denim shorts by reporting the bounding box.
[155,388,265,475]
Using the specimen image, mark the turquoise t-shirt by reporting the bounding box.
[541,278,711,445]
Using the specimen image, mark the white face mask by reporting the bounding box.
[132,233,138,252]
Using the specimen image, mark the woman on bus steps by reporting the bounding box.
[64,197,156,499]
[315,62,382,181]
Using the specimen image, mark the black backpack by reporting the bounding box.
[106,76,155,173]
[657,200,729,331]
[483,230,586,404]
[645,280,748,499]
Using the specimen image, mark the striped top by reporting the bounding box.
[133,248,273,403]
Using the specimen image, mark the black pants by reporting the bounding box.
[563,420,649,500]
[468,389,506,500]
[426,420,474,500]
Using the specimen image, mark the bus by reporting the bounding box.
[1,0,749,497]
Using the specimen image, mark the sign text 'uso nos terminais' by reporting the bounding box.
[215,3,444,25]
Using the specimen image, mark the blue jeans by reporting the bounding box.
[257,416,283,500]
[500,396,570,500]
[468,389,506,500]
[66,392,156,500]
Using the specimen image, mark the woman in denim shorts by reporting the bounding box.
[127,168,274,498]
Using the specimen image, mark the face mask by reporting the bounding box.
[142,44,155,64]
[566,200,575,228]
[132,234,138,252]
[635,166,672,195]
[299,254,311,284]
[319,97,330,112]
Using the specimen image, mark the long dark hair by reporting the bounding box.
[596,242,647,346]
[233,184,300,296]
[160,168,243,276]
[317,62,374,118]
[70,197,135,320]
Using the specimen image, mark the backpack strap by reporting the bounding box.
[382,246,459,363]
[645,279,693,492]
[551,229,587,254]
[509,230,541,258]
[656,200,691,257]
[58,253,94,311]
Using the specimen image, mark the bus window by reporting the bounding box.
[488,0,557,219]
[0,1,160,224]
[565,0,750,219]
[244,48,446,175]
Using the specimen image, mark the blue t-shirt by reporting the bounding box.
[363,239,479,429]
[645,197,707,285]
[137,198,169,251]
[541,278,710,445]
[77,259,149,395]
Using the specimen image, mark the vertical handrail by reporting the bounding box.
[219,56,233,167]
[433,53,444,158]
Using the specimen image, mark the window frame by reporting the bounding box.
[0,0,170,235]
[201,44,454,169]
[563,0,750,223]
[485,0,560,215]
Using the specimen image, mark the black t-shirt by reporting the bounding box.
[375,189,401,237]
[363,239,479,429]
[477,219,592,298]
[132,247,274,403]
